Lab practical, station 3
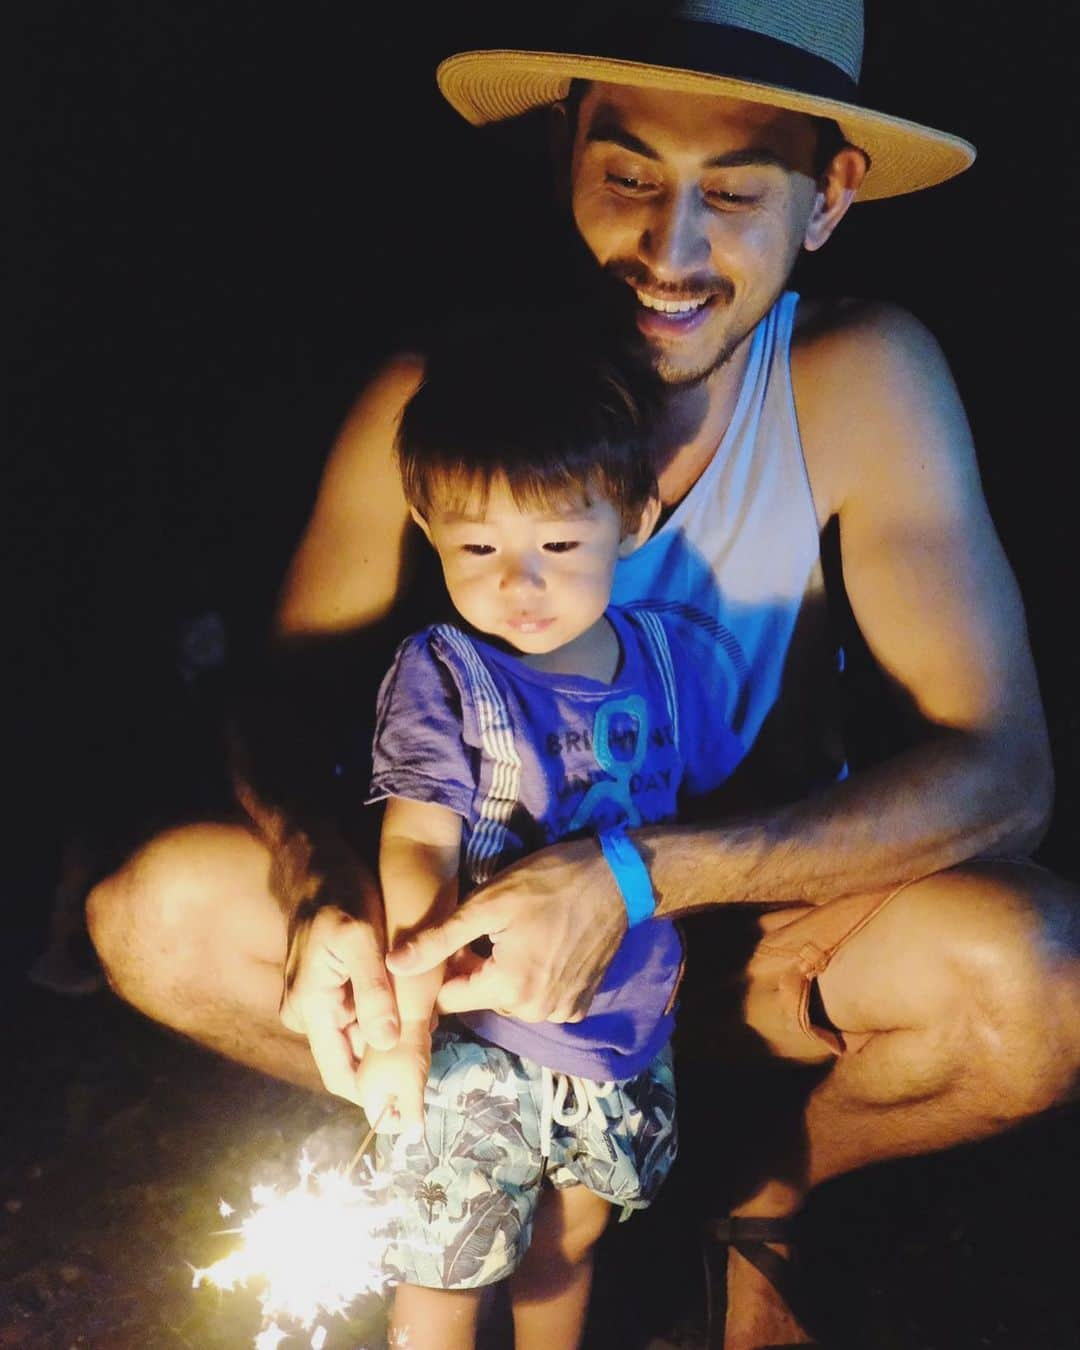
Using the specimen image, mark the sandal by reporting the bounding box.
[702,1215,821,1349]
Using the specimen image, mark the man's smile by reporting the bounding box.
[634,290,713,315]
[633,288,717,338]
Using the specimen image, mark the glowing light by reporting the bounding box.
[192,1148,404,1345]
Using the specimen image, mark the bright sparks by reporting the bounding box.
[192,1149,403,1346]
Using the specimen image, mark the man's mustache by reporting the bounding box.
[605,260,735,306]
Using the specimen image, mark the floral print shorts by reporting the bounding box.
[375,1024,677,1289]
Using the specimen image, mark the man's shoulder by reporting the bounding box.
[790,297,960,518]
[352,349,428,417]
[791,295,933,362]
[791,295,956,423]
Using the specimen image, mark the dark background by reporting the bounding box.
[5,4,1080,1347]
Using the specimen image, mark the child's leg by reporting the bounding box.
[508,1184,611,1350]
[389,1282,484,1350]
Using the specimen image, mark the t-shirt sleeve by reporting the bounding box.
[366,632,476,817]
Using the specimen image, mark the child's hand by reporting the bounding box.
[354,1020,432,1139]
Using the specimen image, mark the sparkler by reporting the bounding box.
[193,1103,402,1348]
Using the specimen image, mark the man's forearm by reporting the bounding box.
[636,731,1052,914]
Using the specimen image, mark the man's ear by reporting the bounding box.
[409,505,434,543]
[803,147,868,252]
[618,494,661,557]
[549,101,573,207]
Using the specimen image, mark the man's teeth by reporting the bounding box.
[635,292,709,314]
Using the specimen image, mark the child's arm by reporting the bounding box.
[355,794,462,1135]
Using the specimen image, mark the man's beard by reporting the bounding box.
[552,225,782,391]
[649,335,740,388]
[589,256,741,389]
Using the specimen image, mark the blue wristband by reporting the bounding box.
[598,829,656,927]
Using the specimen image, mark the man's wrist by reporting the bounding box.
[597,828,656,926]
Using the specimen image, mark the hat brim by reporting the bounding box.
[437,50,976,202]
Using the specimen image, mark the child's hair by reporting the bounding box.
[396,315,659,533]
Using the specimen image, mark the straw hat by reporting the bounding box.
[437,0,975,202]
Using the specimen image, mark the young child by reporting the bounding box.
[356,329,747,1350]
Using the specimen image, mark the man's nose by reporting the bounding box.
[639,188,710,279]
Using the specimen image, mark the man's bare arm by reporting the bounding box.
[275,354,424,637]
[228,354,425,1075]
[627,305,1053,905]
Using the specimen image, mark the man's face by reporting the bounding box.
[568,83,822,386]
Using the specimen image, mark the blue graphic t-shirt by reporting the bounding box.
[367,604,746,1080]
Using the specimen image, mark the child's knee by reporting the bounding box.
[551,1186,611,1264]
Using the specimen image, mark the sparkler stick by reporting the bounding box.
[346,1100,394,1178]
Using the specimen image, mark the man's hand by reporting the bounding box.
[280,905,400,1104]
[387,837,627,1022]
[354,1022,432,1138]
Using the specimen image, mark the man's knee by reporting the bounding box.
[900,862,1080,1117]
[86,823,272,993]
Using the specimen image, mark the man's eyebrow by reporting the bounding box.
[584,106,791,172]
[703,147,789,171]
[584,109,661,161]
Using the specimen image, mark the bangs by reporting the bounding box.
[404,454,606,523]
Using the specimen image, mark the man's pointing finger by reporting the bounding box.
[386,899,504,976]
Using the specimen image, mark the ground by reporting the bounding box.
[3,970,1078,1350]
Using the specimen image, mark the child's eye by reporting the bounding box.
[543,541,579,553]
[461,544,495,555]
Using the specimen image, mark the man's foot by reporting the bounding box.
[724,1241,814,1350]
[704,1218,817,1350]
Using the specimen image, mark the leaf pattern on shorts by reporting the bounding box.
[442,1187,522,1288]
[452,1088,532,1157]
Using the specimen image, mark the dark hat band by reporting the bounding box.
[578,18,860,105]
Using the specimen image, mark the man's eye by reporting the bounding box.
[461,544,495,555]
[543,541,579,553]
[605,172,654,195]
[705,188,755,208]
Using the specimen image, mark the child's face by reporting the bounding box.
[415,475,651,656]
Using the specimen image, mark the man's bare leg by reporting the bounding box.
[86,822,323,1091]
[722,861,1080,1350]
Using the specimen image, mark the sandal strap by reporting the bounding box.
[703,1215,807,1328]
[707,1215,797,1244]
[725,1237,797,1308]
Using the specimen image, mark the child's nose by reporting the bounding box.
[500,556,545,592]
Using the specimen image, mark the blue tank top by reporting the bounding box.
[612,291,845,805]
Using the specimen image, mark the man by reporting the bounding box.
[87,3,1080,1346]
